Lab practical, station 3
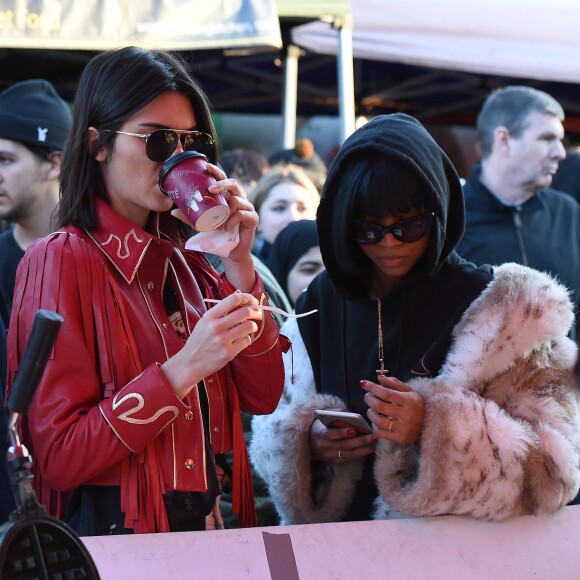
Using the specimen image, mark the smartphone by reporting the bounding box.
[313,409,372,434]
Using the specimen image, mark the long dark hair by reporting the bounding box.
[58,46,217,235]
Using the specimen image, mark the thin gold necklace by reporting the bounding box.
[376,298,387,376]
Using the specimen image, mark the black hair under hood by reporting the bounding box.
[318,113,466,300]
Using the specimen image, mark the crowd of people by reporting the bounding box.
[1,46,579,537]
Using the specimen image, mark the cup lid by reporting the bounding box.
[158,150,208,187]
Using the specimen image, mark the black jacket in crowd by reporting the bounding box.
[456,164,580,338]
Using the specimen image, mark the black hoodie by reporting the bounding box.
[295,114,492,519]
[319,113,467,296]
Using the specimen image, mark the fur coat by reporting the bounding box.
[250,263,580,524]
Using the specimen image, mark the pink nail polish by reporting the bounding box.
[370,435,378,442]
[347,428,356,436]
[360,380,366,387]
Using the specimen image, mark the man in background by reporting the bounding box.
[269,137,327,192]
[457,85,580,338]
[0,79,71,522]
[220,148,269,196]
[0,79,72,329]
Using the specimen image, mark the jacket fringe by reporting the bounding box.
[7,230,265,533]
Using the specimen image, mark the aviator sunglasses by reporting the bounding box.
[104,129,214,162]
[353,212,435,245]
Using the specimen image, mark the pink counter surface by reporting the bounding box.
[82,505,580,579]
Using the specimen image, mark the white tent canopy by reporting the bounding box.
[292,0,580,84]
[289,0,580,143]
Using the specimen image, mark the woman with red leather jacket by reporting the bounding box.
[5,46,288,536]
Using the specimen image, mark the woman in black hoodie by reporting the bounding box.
[250,114,580,524]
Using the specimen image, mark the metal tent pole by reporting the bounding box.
[282,43,301,149]
[336,12,355,143]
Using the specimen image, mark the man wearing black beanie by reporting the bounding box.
[0,79,72,329]
[0,80,71,524]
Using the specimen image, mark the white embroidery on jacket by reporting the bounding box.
[101,230,144,259]
[112,391,179,424]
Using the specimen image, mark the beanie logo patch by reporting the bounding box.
[37,127,48,143]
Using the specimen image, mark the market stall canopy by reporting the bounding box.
[275,0,349,22]
[291,0,580,84]
[0,0,282,51]
[1,0,579,133]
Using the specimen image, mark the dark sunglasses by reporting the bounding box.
[353,212,434,244]
[104,129,214,162]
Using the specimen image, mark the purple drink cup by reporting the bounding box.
[159,151,230,232]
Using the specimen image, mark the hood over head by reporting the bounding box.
[265,219,319,304]
[317,113,465,301]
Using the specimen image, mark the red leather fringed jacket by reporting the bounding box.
[6,196,289,533]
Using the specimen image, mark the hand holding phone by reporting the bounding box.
[313,409,373,434]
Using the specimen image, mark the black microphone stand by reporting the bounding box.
[0,310,101,579]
